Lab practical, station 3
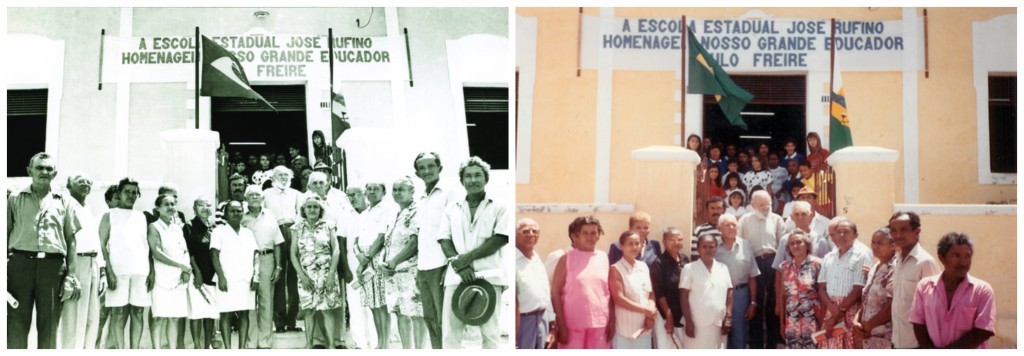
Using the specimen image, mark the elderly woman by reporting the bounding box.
[551,216,613,349]
[609,231,657,348]
[853,227,896,348]
[371,176,427,348]
[777,231,823,348]
[680,233,732,349]
[650,228,690,349]
[290,195,344,349]
[146,194,191,348]
[184,196,219,349]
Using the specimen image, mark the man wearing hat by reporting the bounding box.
[313,163,346,203]
[783,187,832,243]
[438,156,510,349]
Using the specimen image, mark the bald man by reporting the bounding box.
[737,190,785,349]
[59,172,104,349]
[515,218,553,349]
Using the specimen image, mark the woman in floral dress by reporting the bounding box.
[778,231,823,349]
[379,176,427,349]
[853,227,896,348]
[290,195,343,349]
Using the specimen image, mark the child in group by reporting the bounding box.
[798,161,816,193]
[721,160,742,187]
[726,190,747,218]
[781,182,805,220]
[724,174,746,202]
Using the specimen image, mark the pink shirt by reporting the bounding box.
[908,274,996,348]
[562,249,610,330]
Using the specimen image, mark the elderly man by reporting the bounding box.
[816,218,873,349]
[99,178,152,349]
[888,211,941,348]
[651,227,689,349]
[8,153,82,349]
[242,186,285,349]
[57,173,105,349]
[910,232,995,348]
[737,190,784,349]
[515,218,553,349]
[783,187,832,242]
[715,214,761,349]
[773,201,832,271]
[691,196,725,261]
[263,166,304,333]
[439,157,510,348]
[413,151,461,348]
[215,174,250,226]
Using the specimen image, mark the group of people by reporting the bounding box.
[8,150,511,349]
[515,190,997,349]
[225,130,336,192]
[688,133,830,219]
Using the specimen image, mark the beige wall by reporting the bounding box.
[916,8,1017,204]
[914,213,1017,348]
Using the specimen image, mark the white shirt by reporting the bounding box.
[241,208,285,251]
[361,201,397,249]
[516,248,553,321]
[737,211,786,256]
[544,248,569,282]
[769,166,789,195]
[106,208,149,275]
[612,259,653,337]
[817,241,873,297]
[417,180,460,270]
[891,242,941,349]
[438,194,510,287]
[262,186,303,226]
[679,259,732,327]
[71,199,101,259]
[210,224,259,282]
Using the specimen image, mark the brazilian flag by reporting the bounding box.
[830,66,853,151]
[686,29,754,130]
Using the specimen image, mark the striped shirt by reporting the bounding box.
[817,241,872,297]
[611,259,653,338]
[690,223,718,261]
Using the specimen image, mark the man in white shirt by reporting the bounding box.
[438,157,510,349]
[242,186,285,349]
[888,211,941,349]
[413,152,461,349]
[515,218,552,349]
[59,173,106,349]
[737,190,785,349]
[262,166,303,333]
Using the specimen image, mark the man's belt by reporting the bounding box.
[77,251,98,257]
[9,249,64,259]
[256,249,274,255]
[520,308,545,317]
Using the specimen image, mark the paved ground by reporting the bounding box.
[22,311,507,349]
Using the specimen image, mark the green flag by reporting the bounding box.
[686,29,754,130]
[829,64,853,151]
[200,35,276,111]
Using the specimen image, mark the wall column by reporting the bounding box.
[632,146,700,248]
[159,129,220,220]
[827,146,900,227]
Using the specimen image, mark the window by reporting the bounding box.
[988,75,1016,174]
[7,89,48,176]
[464,86,509,170]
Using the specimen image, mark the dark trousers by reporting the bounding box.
[416,266,446,349]
[749,254,780,349]
[7,255,66,349]
[274,228,299,330]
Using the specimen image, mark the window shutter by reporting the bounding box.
[702,75,806,105]
[211,85,306,112]
[7,89,48,116]
[464,87,509,113]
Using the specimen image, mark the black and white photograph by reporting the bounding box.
[5,6,513,349]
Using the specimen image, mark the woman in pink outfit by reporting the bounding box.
[551,216,614,349]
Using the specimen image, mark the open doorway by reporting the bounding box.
[212,85,308,188]
[701,75,807,155]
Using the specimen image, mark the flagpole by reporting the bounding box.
[828,18,835,125]
[195,26,200,130]
[680,15,687,146]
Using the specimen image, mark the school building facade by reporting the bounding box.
[516,7,1016,347]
